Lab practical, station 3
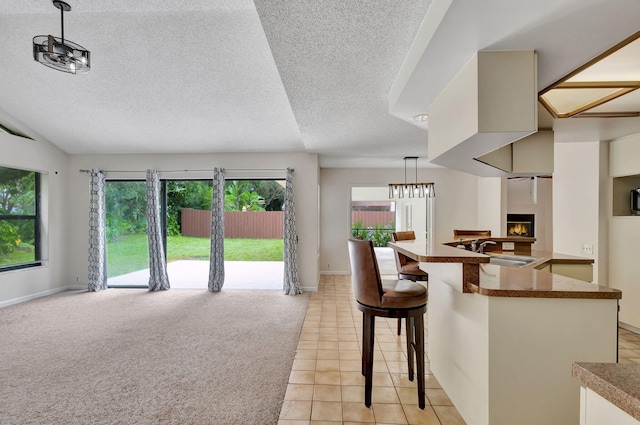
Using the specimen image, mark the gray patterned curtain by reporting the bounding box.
[283,168,302,295]
[208,168,225,292]
[88,169,107,291]
[146,170,170,291]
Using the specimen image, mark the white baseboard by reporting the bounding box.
[320,271,349,276]
[619,321,640,335]
[0,286,79,309]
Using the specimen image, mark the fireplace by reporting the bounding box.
[507,214,535,237]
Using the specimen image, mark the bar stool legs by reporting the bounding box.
[359,306,426,409]
[362,312,375,407]
[405,316,413,380]
[415,314,426,409]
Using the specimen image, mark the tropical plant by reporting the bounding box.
[351,220,368,240]
[351,220,395,247]
[167,180,213,236]
[370,226,393,247]
[224,181,266,211]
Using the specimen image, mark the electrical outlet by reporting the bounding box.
[582,244,593,255]
[502,242,515,251]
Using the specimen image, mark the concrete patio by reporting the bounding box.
[107,247,396,290]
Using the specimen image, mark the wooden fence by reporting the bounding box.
[181,208,284,239]
[351,211,395,227]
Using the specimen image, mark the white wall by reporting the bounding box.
[66,152,320,291]
[477,177,506,237]
[507,177,553,252]
[0,133,69,306]
[598,141,609,287]
[553,141,603,284]
[320,167,478,274]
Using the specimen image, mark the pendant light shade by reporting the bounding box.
[33,1,90,75]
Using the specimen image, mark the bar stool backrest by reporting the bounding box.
[391,231,415,268]
[348,238,384,308]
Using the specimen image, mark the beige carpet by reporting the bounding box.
[0,288,310,425]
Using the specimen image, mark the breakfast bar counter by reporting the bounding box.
[388,239,621,425]
[573,362,640,424]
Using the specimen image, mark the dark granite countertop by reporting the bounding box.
[573,362,640,421]
[389,239,621,299]
[471,264,621,299]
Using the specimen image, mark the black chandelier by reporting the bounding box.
[388,157,435,199]
[33,0,90,75]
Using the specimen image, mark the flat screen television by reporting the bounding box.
[632,189,640,215]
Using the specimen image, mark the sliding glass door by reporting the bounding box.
[104,178,286,289]
[105,181,150,287]
[164,180,212,288]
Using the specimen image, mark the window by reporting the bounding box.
[0,166,41,271]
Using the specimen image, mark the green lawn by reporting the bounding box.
[0,248,36,267]
[107,234,284,277]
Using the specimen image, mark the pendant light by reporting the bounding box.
[388,157,435,199]
[33,0,90,75]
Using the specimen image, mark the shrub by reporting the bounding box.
[370,226,392,247]
[351,220,368,239]
[0,221,20,255]
[351,220,395,247]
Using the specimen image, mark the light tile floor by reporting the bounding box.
[279,274,640,425]
[618,327,640,363]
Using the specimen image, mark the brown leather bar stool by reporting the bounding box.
[348,238,427,409]
[391,231,429,335]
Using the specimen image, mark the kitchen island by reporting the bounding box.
[388,239,621,425]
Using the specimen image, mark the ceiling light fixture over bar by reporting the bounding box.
[33,0,90,75]
[539,31,640,118]
[388,156,435,199]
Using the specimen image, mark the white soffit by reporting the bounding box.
[426,51,538,176]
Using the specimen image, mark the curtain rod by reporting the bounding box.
[79,168,294,173]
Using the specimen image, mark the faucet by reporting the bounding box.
[471,240,496,254]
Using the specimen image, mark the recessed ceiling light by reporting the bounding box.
[413,114,429,122]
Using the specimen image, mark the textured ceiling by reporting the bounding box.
[0,0,431,168]
[1,0,640,169]
[254,0,430,166]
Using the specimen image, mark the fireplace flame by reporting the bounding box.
[508,224,529,236]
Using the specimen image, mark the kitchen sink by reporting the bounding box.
[489,254,540,267]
